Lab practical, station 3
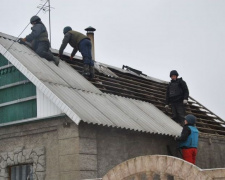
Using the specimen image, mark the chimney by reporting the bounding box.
[85,26,96,60]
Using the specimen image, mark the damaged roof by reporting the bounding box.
[0,32,182,137]
[1,32,225,137]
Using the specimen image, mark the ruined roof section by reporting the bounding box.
[0,32,183,137]
[58,54,225,137]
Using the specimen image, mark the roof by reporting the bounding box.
[54,43,225,136]
[0,33,225,136]
[0,32,182,137]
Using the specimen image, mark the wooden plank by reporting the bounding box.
[94,74,166,97]
[92,79,166,101]
[92,82,165,103]
[197,127,225,135]
[95,87,163,107]
[196,121,225,130]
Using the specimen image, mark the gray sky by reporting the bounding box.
[1,0,225,120]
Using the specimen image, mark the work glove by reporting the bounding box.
[165,105,169,109]
[183,99,188,104]
[18,38,26,45]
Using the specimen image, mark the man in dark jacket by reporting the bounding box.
[176,114,199,164]
[165,70,189,125]
[58,26,94,78]
[19,16,59,66]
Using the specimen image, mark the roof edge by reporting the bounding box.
[80,120,179,137]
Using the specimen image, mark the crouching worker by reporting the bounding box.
[58,26,94,78]
[176,114,199,164]
[19,16,60,66]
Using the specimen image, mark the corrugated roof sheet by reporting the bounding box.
[0,32,182,136]
[0,37,101,93]
[94,62,118,78]
[42,82,182,136]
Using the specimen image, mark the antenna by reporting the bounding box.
[4,0,49,60]
[37,0,55,47]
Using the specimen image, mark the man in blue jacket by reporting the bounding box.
[19,16,59,66]
[176,114,199,164]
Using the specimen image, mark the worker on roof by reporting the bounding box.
[19,16,60,66]
[175,114,199,164]
[58,26,94,78]
[165,70,189,126]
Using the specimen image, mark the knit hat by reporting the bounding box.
[185,114,196,125]
[63,26,72,34]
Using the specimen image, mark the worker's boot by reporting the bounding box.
[83,64,90,77]
[53,56,60,66]
[89,66,95,79]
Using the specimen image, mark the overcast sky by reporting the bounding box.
[1,0,225,120]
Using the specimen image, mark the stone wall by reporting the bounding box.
[0,116,80,180]
[0,146,45,180]
[203,168,225,180]
[102,155,225,180]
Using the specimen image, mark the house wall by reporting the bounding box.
[78,122,178,179]
[1,119,225,180]
[197,135,225,169]
[0,116,81,180]
[36,88,63,118]
[78,122,225,179]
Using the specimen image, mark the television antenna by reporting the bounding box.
[37,0,55,46]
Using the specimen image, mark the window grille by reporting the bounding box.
[9,164,33,180]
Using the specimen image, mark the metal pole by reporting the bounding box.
[48,0,51,47]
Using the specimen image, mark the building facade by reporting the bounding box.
[0,32,225,180]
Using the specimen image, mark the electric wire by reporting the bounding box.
[3,0,49,56]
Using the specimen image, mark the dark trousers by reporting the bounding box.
[35,41,54,61]
[79,39,94,66]
[171,101,185,124]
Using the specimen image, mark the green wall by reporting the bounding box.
[0,54,37,124]
[0,54,8,66]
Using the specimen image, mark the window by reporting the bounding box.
[9,164,33,180]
